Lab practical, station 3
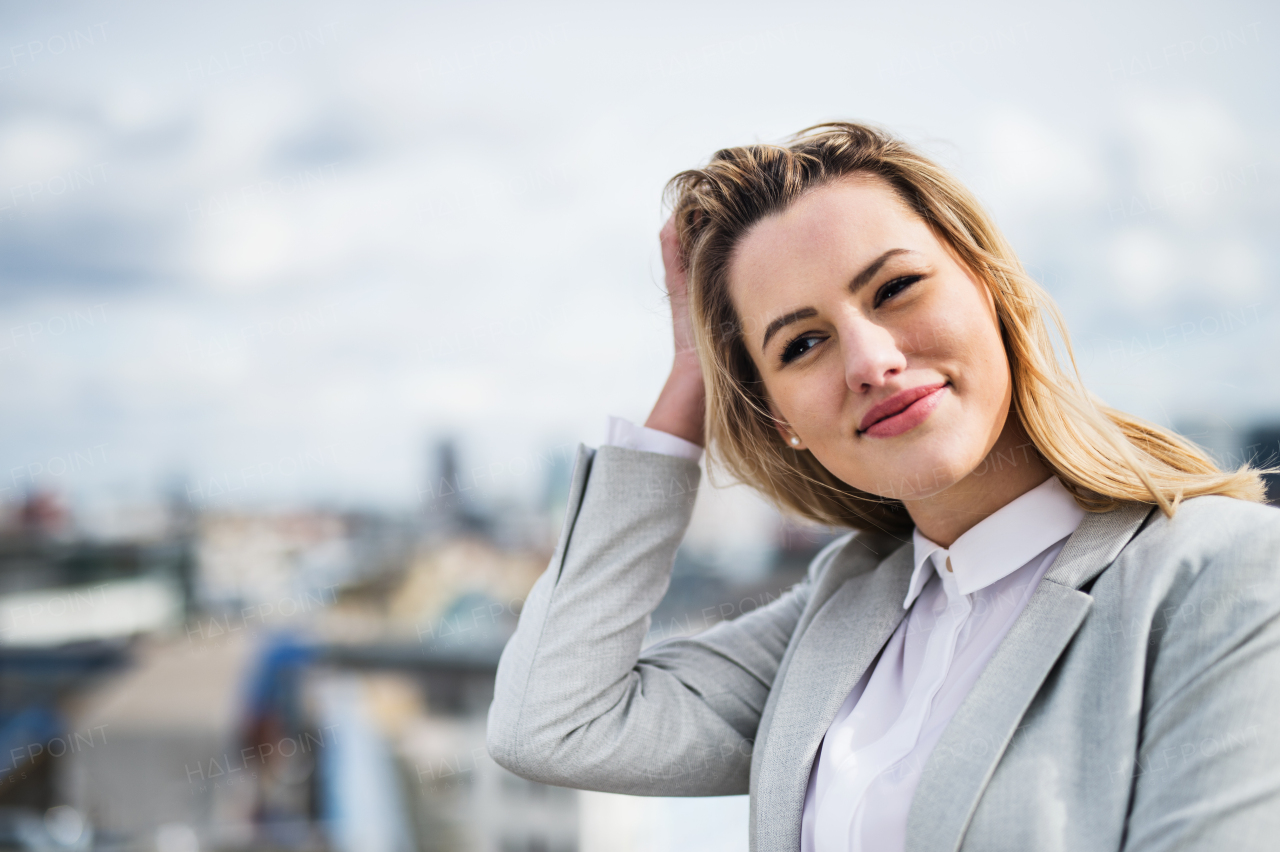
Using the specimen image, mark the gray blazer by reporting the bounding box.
[486,444,1280,851]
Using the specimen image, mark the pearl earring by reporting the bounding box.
[789,436,800,447]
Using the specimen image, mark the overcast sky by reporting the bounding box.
[0,0,1275,516]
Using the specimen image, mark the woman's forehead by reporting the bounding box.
[726,178,933,309]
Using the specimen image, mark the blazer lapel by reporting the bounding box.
[904,501,1154,852]
[753,541,915,852]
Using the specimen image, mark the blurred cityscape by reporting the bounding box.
[3,422,1277,852]
[0,437,850,852]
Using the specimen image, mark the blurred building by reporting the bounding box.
[195,511,356,610]
[61,633,261,850]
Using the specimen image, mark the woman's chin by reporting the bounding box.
[855,448,971,503]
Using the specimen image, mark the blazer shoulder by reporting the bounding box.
[805,527,909,586]
[805,532,856,585]
[1139,494,1280,550]
[1118,495,1280,598]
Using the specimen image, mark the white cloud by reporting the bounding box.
[1200,237,1265,301]
[1108,228,1180,309]
[0,116,95,186]
[980,110,1105,207]
[1121,92,1254,222]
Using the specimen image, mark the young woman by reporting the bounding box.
[486,122,1280,851]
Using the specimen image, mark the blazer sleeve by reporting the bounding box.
[486,443,813,796]
[1121,501,1280,850]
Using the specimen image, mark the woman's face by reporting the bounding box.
[727,174,1013,503]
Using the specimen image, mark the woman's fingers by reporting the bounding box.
[660,215,696,359]
[659,215,686,294]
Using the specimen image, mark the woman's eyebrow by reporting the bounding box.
[849,248,914,293]
[759,248,917,352]
[761,308,818,351]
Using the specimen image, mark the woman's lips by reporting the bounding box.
[860,382,949,438]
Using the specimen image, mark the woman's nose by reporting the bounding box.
[840,317,906,393]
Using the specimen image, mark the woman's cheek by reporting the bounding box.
[899,311,943,357]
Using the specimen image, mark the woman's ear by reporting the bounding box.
[767,401,806,450]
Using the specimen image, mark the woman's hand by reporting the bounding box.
[644,214,706,447]
[660,214,697,365]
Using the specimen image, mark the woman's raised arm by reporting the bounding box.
[486,221,817,795]
[643,215,706,448]
[485,442,817,795]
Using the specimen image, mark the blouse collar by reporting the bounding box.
[903,476,1086,609]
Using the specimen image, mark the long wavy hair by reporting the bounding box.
[665,121,1268,535]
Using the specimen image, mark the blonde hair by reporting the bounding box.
[665,121,1268,535]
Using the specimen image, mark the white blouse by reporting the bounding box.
[603,417,1086,852]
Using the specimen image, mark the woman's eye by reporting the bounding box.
[874,275,922,308]
[781,334,822,364]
